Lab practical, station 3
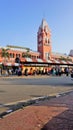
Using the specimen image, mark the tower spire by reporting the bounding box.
[37,19,52,60]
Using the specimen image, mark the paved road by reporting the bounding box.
[0,75,73,129]
[0,75,73,85]
[0,75,73,105]
[0,88,73,130]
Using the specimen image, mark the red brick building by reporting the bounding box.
[0,19,73,66]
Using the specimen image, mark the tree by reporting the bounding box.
[22,49,31,58]
[0,48,9,72]
[1,48,9,58]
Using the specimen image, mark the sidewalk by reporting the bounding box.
[0,91,73,130]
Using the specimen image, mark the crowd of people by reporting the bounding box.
[0,65,73,77]
[10,66,73,77]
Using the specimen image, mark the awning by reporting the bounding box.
[32,58,38,62]
[60,60,67,64]
[25,57,33,62]
[20,57,26,62]
[16,57,73,65]
[67,61,73,64]
[3,62,20,66]
[12,63,20,66]
[20,57,33,62]
[47,59,53,63]
[36,58,44,62]
[52,60,60,64]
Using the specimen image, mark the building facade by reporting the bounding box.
[0,19,73,66]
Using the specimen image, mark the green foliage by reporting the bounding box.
[22,49,31,58]
[7,45,30,50]
[1,48,9,58]
[59,56,72,62]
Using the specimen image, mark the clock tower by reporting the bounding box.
[37,19,52,60]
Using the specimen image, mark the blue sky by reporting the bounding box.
[0,0,73,55]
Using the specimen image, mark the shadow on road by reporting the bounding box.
[41,108,73,130]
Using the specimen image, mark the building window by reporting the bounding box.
[13,53,15,58]
[48,39,50,44]
[16,54,20,58]
[15,57,20,63]
[10,53,14,58]
[45,53,50,60]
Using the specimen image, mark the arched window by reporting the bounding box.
[10,53,13,58]
[15,57,20,63]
